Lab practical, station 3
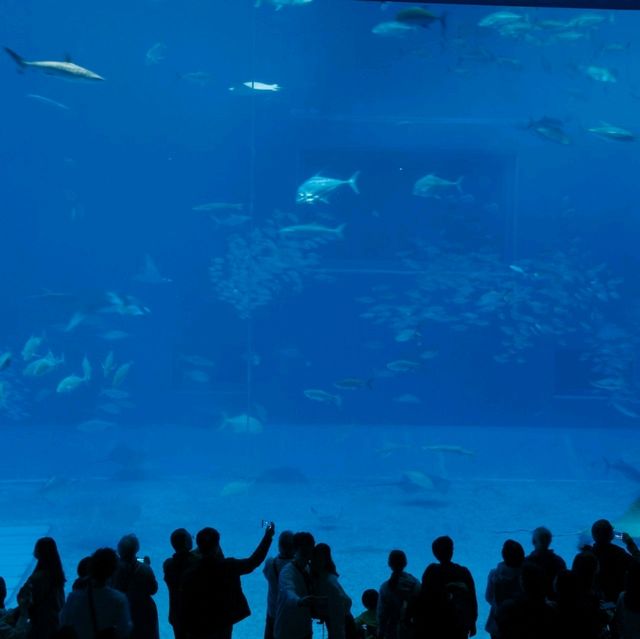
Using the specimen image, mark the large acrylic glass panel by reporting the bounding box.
[1,1,640,638]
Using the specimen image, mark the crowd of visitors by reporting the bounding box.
[1,518,640,638]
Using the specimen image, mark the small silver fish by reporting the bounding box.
[304,389,342,407]
[296,172,360,204]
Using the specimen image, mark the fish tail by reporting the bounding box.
[335,395,343,408]
[335,223,347,239]
[456,176,464,192]
[4,47,27,70]
[348,171,360,194]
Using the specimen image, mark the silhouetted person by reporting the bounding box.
[1,581,32,637]
[263,530,295,639]
[60,547,132,639]
[112,534,159,639]
[22,537,65,639]
[571,550,600,599]
[274,532,322,639]
[496,561,559,639]
[525,527,565,600]
[0,577,6,613]
[554,569,609,639]
[163,528,198,639]
[588,519,634,603]
[412,536,478,639]
[377,550,420,639]
[181,523,275,639]
[615,559,640,638]
[353,589,378,639]
[72,557,92,592]
[310,543,352,639]
[485,540,524,639]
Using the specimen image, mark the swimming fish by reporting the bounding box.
[423,445,476,457]
[478,11,525,28]
[193,202,245,213]
[296,172,360,204]
[588,123,635,142]
[527,117,571,145]
[242,81,281,92]
[372,21,419,37]
[112,362,132,388]
[581,65,617,83]
[5,48,104,81]
[134,254,172,284]
[102,351,116,378]
[56,357,91,394]
[386,360,421,373]
[333,378,373,390]
[413,174,463,199]
[21,336,43,361]
[23,351,64,377]
[26,94,70,110]
[304,389,342,407]
[395,7,446,30]
[145,42,167,65]
[0,352,11,371]
[278,223,346,239]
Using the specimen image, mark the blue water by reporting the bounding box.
[1,1,640,637]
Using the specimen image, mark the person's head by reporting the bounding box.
[196,527,221,557]
[117,534,140,561]
[0,576,6,609]
[520,561,546,600]
[591,519,614,545]
[388,550,408,573]
[362,589,378,612]
[532,527,552,551]
[76,557,92,579]
[432,536,454,563]
[33,537,65,586]
[311,543,338,576]
[170,528,193,554]
[90,548,119,586]
[292,532,315,565]
[502,540,525,568]
[278,530,295,559]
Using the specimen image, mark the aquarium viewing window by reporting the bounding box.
[358,0,640,8]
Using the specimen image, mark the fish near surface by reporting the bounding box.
[372,21,419,37]
[4,48,104,82]
[395,7,447,31]
[278,223,346,240]
[296,172,360,204]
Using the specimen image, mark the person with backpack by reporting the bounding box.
[263,531,295,639]
[412,536,478,639]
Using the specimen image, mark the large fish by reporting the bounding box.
[4,48,104,82]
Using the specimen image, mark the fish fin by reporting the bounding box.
[456,176,464,192]
[335,223,347,239]
[4,47,26,70]
[348,171,361,194]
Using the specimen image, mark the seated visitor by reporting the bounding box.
[412,536,478,639]
[163,528,198,639]
[60,547,132,639]
[378,550,420,639]
[181,522,275,639]
[353,589,378,639]
[525,527,566,599]
[485,540,524,639]
[310,543,352,639]
[112,533,159,639]
[263,530,295,639]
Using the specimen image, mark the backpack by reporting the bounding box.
[444,581,475,634]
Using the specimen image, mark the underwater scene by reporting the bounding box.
[1,0,640,637]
